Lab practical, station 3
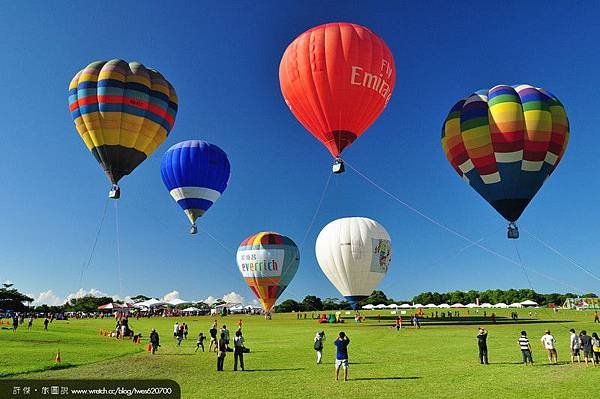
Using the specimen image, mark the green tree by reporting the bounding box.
[322,298,340,310]
[364,290,390,305]
[273,299,301,313]
[130,295,151,303]
[64,295,114,312]
[0,288,34,312]
[301,295,323,311]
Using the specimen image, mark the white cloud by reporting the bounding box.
[3,280,13,286]
[65,288,111,303]
[251,299,259,306]
[163,290,180,302]
[32,290,63,306]
[223,292,244,304]
[202,296,218,305]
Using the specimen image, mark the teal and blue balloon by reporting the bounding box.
[160,140,230,233]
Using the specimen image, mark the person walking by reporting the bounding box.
[477,327,489,364]
[233,330,245,371]
[237,319,243,331]
[173,322,179,338]
[334,332,350,381]
[314,331,325,364]
[395,316,402,331]
[195,332,206,352]
[183,323,188,340]
[579,330,595,366]
[27,316,33,330]
[541,330,558,364]
[176,324,184,346]
[12,316,18,332]
[216,332,227,371]
[594,311,599,323]
[569,329,581,363]
[591,332,600,364]
[149,329,160,355]
[518,331,533,365]
[209,325,218,352]
[43,317,49,331]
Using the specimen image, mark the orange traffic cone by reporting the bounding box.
[104,330,107,336]
[55,350,61,363]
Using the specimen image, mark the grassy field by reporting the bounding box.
[1,309,599,399]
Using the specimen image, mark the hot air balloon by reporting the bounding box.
[161,141,230,234]
[69,59,178,198]
[236,232,299,312]
[315,217,392,309]
[279,22,396,173]
[441,85,569,238]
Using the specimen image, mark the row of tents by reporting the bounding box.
[361,300,539,310]
[97,299,264,314]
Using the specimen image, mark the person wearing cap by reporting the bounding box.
[518,331,533,365]
[541,330,557,364]
[314,331,325,364]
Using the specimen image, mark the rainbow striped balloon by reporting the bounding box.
[236,232,299,312]
[441,84,569,222]
[69,59,178,185]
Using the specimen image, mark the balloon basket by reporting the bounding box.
[507,223,519,239]
[332,159,345,174]
[109,185,121,199]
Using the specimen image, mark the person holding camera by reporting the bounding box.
[334,331,350,381]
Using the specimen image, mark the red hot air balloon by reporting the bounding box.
[279,22,396,173]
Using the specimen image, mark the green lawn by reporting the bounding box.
[1,309,599,399]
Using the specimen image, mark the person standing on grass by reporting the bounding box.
[173,322,179,338]
[209,325,218,352]
[27,316,33,330]
[183,323,188,340]
[12,315,18,332]
[591,332,600,364]
[196,332,206,352]
[314,331,325,364]
[395,316,402,331]
[176,324,184,346]
[594,311,599,323]
[43,317,49,330]
[233,330,245,371]
[334,331,350,381]
[477,327,489,364]
[221,325,230,345]
[579,330,595,366]
[216,332,227,371]
[518,331,533,365]
[149,329,160,355]
[541,330,558,364]
[569,329,581,363]
[237,319,243,331]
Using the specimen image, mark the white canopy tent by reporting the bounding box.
[387,304,399,309]
[466,303,478,308]
[509,302,523,308]
[168,298,192,307]
[182,306,200,312]
[399,304,412,309]
[361,304,375,310]
[520,300,539,307]
[480,303,493,308]
[374,304,388,309]
[424,304,437,308]
[136,298,167,308]
[451,303,465,308]
[437,303,450,308]
[413,304,424,308]
[494,303,509,308]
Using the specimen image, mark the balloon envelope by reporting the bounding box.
[160,140,230,227]
[69,59,178,185]
[315,217,392,309]
[236,232,300,312]
[279,22,396,158]
[441,84,569,222]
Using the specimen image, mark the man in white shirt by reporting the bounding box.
[541,330,557,364]
[173,322,179,338]
[569,329,581,363]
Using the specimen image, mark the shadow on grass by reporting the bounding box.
[352,376,421,381]
[244,368,306,372]
[369,317,574,327]
[0,363,76,378]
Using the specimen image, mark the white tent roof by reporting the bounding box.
[387,304,399,309]
[168,298,192,306]
[437,303,450,308]
[494,303,509,308]
[374,304,388,309]
[361,304,375,309]
[509,302,523,308]
[413,304,424,308]
[399,304,412,309]
[136,298,167,308]
[520,300,538,306]
[466,303,478,308]
[182,306,200,312]
[229,304,244,311]
[480,303,493,308]
[451,303,465,308]
[424,303,437,308]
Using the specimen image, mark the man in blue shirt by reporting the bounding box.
[334,331,350,381]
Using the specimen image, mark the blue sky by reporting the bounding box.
[1,1,599,305]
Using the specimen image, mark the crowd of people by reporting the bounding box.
[476,327,600,366]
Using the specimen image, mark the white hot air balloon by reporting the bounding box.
[315,217,392,309]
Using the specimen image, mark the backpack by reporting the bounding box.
[314,339,323,351]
